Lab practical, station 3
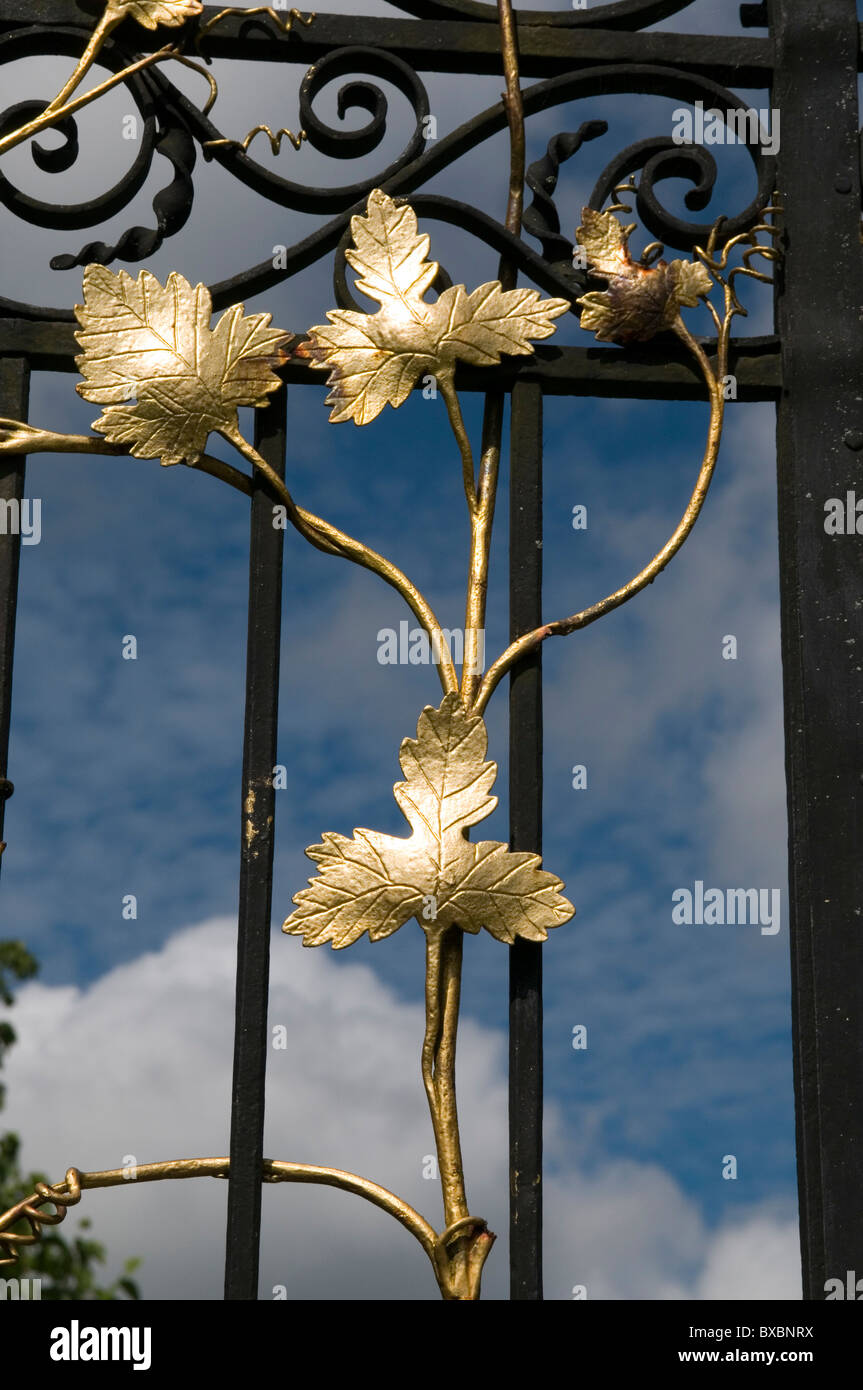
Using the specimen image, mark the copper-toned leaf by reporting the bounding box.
[74,265,291,466]
[578,264,682,343]
[283,692,574,948]
[300,189,570,424]
[574,208,713,344]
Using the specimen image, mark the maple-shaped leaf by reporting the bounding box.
[299,188,570,425]
[574,208,713,344]
[74,266,291,466]
[106,0,203,29]
[283,692,574,948]
[576,207,640,278]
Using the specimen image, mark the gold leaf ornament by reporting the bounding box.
[74,266,291,466]
[299,188,570,424]
[575,208,713,344]
[283,693,574,948]
[106,0,204,28]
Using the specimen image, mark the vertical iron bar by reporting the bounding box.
[771,0,863,1298]
[508,379,543,1300]
[224,388,287,1299]
[0,358,30,880]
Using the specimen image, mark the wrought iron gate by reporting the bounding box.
[0,0,861,1301]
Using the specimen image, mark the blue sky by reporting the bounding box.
[0,0,802,1298]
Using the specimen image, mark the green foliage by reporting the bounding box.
[0,941,140,1299]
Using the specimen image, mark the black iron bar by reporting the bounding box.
[0,320,782,401]
[224,387,287,1299]
[0,357,29,884]
[0,3,775,86]
[771,0,863,1299]
[508,379,544,1301]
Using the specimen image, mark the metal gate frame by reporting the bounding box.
[0,0,860,1300]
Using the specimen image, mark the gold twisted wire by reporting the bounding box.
[695,197,784,319]
[0,1168,82,1266]
[605,178,638,214]
[204,125,307,157]
[601,182,668,265]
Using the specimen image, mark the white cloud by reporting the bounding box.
[3,918,799,1300]
[694,1216,801,1301]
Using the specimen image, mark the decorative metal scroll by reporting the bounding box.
[0,5,772,318]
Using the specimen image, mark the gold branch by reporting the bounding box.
[195,6,315,52]
[221,428,460,696]
[0,1157,493,1298]
[456,0,527,711]
[475,208,783,716]
[475,318,726,715]
[0,1158,436,1266]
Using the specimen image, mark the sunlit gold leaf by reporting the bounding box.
[575,207,638,277]
[300,188,570,425]
[433,282,568,366]
[574,207,713,344]
[345,189,439,310]
[74,265,291,466]
[107,0,204,29]
[283,692,574,948]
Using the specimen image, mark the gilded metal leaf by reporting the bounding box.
[673,258,714,306]
[575,207,639,277]
[74,266,291,466]
[107,0,204,28]
[575,208,713,344]
[283,693,574,948]
[299,188,570,425]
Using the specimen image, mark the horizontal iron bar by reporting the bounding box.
[0,324,780,399]
[0,4,777,83]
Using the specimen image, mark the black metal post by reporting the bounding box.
[771,0,863,1299]
[224,388,287,1299]
[508,379,544,1300]
[0,357,29,880]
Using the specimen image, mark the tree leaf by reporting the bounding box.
[574,207,713,344]
[283,692,574,948]
[74,266,291,466]
[107,0,204,29]
[299,188,570,425]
